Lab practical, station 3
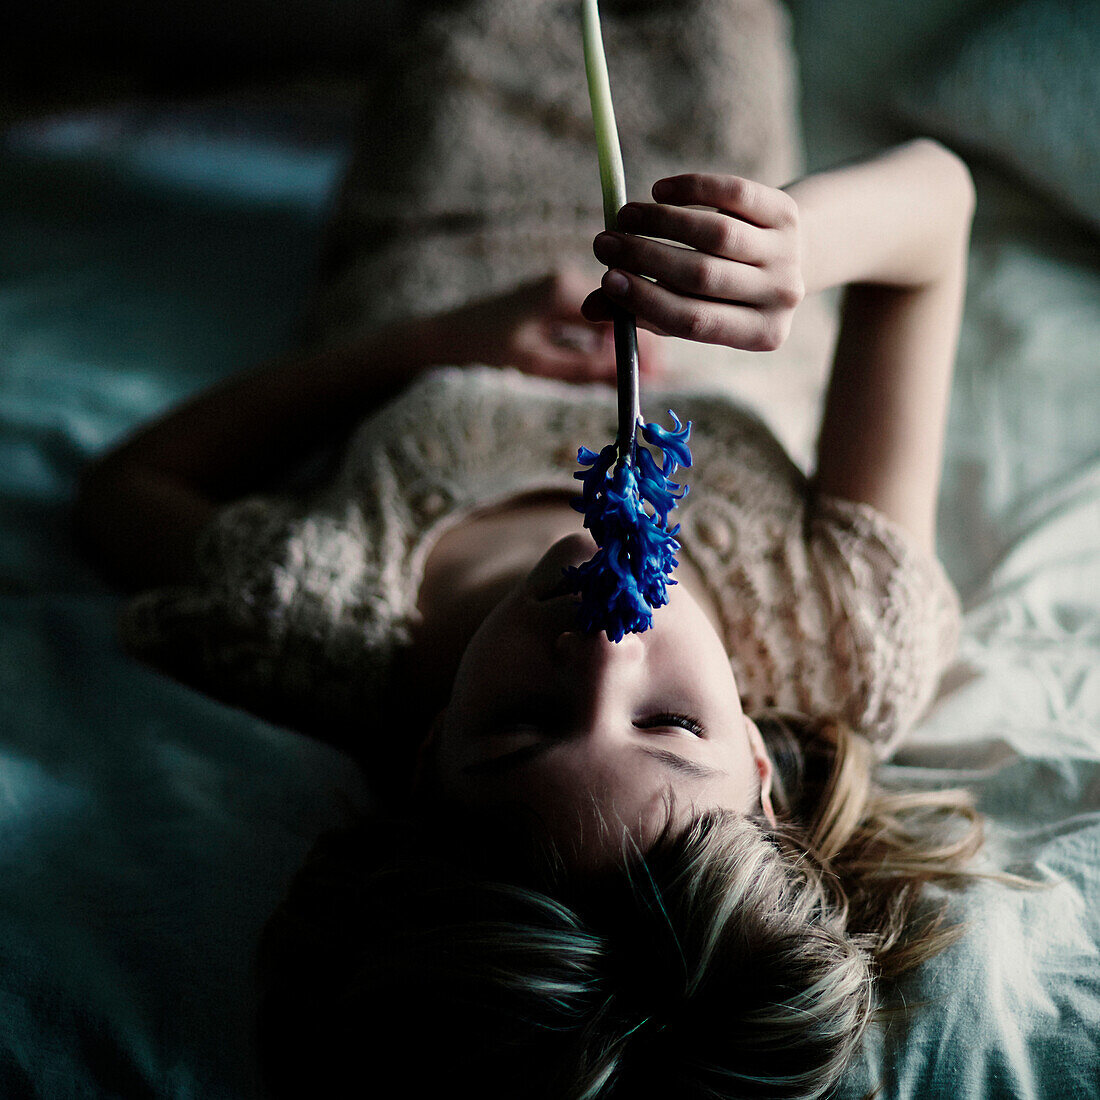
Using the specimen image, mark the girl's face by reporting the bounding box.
[417,533,774,865]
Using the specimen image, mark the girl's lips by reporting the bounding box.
[538,593,585,635]
[525,533,597,601]
[537,577,577,601]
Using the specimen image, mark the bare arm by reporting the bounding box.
[582,138,976,553]
[788,140,975,553]
[77,268,661,589]
[74,316,447,589]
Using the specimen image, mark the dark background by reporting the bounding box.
[0,1,415,121]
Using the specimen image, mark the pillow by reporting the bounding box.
[895,0,1100,233]
[297,0,806,349]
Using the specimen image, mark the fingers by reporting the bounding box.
[545,319,605,354]
[515,317,616,383]
[651,173,798,230]
[593,230,795,308]
[583,177,804,353]
[581,287,673,337]
[500,269,616,381]
[524,321,662,383]
[615,201,772,265]
[595,268,788,351]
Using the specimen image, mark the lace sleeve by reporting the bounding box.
[806,494,962,755]
[117,494,398,733]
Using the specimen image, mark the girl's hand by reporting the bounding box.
[581,174,804,352]
[434,268,665,384]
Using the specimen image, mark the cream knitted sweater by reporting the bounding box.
[120,368,960,757]
[120,2,958,751]
[299,0,810,376]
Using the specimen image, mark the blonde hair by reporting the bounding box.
[755,713,989,979]
[256,715,1011,1098]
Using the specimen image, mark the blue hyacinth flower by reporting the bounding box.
[564,411,692,642]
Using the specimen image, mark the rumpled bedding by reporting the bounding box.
[1,86,1097,1099]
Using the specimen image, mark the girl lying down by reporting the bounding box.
[78,139,987,1098]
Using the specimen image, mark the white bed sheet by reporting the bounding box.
[0,65,1098,1098]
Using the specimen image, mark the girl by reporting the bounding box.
[72,5,982,1095]
[77,136,980,1099]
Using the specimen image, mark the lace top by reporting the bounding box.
[120,367,960,756]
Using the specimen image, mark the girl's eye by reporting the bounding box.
[484,710,546,738]
[637,713,705,737]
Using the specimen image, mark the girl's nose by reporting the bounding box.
[552,629,644,733]
[554,627,644,667]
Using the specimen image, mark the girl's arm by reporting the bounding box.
[76,269,654,590]
[75,314,448,588]
[788,140,974,554]
[583,138,976,553]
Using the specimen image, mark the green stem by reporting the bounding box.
[581,0,627,231]
[581,0,640,465]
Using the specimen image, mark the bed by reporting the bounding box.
[1,0,1097,1096]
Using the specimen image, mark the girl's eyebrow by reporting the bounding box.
[462,742,553,775]
[462,741,726,782]
[641,746,726,781]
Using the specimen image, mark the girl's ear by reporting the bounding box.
[411,708,448,792]
[744,715,777,827]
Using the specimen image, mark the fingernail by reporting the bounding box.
[594,232,620,259]
[616,205,639,230]
[604,270,628,295]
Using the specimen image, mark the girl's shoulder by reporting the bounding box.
[698,486,961,755]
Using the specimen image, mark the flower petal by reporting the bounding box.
[564,410,693,641]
